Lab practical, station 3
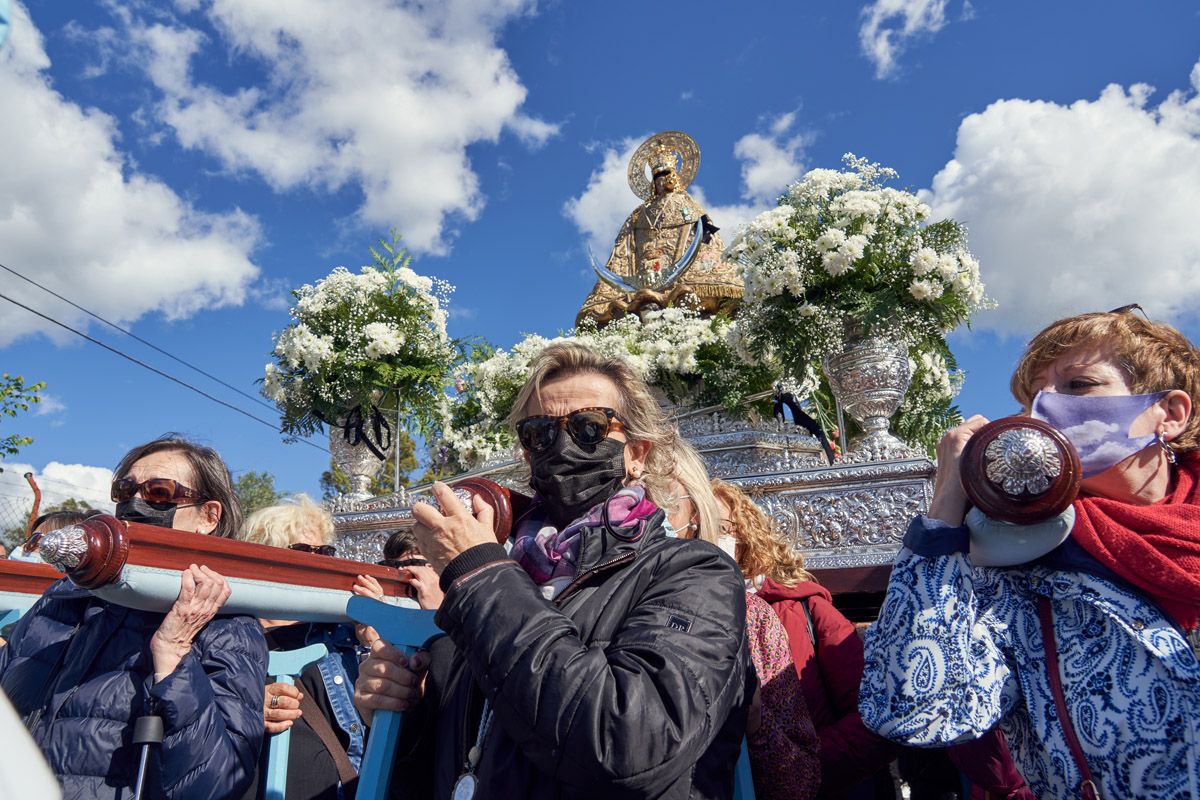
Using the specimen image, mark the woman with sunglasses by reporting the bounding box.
[860,311,1200,799]
[235,494,371,800]
[0,435,268,800]
[354,342,752,799]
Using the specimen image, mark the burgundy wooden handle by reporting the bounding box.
[959,416,1081,524]
[452,477,531,546]
[43,478,533,590]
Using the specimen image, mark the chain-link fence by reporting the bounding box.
[0,497,33,553]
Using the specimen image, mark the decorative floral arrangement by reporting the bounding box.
[725,155,989,452]
[262,236,459,447]
[434,307,774,472]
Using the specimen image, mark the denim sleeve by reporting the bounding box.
[858,516,1018,746]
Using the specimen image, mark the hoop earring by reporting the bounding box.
[1155,430,1178,464]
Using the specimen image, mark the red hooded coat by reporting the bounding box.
[756,578,899,796]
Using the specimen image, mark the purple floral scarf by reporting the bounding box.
[511,484,658,598]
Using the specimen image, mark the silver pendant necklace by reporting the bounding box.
[452,700,493,800]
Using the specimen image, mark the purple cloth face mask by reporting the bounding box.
[1031,390,1169,477]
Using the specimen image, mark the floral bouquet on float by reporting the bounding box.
[262,235,459,454]
[725,155,990,454]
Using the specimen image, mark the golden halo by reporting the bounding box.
[627,131,700,201]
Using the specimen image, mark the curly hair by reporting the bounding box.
[1011,311,1200,452]
[711,479,812,586]
[240,494,334,548]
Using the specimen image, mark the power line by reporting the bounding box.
[0,261,281,415]
[0,291,330,454]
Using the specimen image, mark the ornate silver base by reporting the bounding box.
[331,402,932,570]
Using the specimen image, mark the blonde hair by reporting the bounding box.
[665,438,721,544]
[508,342,688,524]
[1011,311,1200,452]
[711,479,813,586]
[240,494,335,549]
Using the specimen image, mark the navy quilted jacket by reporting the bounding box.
[0,578,268,800]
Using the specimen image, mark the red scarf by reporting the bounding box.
[1071,452,1200,632]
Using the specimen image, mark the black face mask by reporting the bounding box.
[528,434,627,529]
[115,496,185,529]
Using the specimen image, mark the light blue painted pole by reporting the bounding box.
[733,738,756,800]
[263,643,329,800]
[346,596,441,800]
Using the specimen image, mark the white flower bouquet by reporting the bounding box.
[726,155,990,452]
[262,236,459,445]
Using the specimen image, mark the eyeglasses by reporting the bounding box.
[1108,303,1150,319]
[719,518,735,536]
[288,543,337,557]
[379,557,430,570]
[111,477,205,505]
[516,407,626,454]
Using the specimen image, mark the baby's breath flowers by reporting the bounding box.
[263,235,459,444]
[725,155,991,453]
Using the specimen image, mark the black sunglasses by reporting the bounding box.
[378,557,430,570]
[515,407,626,454]
[112,477,205,505]
[1108,303,1150,319]
[288,543,337,557]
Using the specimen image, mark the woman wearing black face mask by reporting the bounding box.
[0,435,268,800]
[354,342,753,800]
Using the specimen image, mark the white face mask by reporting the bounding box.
[716,534,738,559]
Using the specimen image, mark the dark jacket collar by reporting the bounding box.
[572,508,668,575]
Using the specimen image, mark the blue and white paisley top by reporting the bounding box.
[860,516,1200,799]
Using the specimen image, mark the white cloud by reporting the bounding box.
[0,461,115,530]
[562,134,648,263]
[0,3,261,346]
[732,111,809,203]
[564,114,808,261]
[33,395,66,417]
[121,0,558,255]
[1061,420,1118,448]
[859,0,950,79]
[925,62,1200,336]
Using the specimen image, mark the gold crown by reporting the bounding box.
[648,141,678,176]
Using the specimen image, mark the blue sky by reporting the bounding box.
[2,0,1199,510]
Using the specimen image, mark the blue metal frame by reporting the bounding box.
[346,596,440,800]
[263,643,330,800]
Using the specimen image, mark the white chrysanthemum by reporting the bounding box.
[910,248,939,277]
[843,234,868,261]
[822,250,853,276]
[908,279,937,301]
[936,254,959,281]
[363,322,405,358]
[815,227,848,252]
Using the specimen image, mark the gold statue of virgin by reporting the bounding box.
[576,131,744,327]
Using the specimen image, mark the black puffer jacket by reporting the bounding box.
[0,578,268,800]
[391,508,752,800]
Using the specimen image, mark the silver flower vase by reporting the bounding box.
[329,429,386,501]
[823,336,920,461]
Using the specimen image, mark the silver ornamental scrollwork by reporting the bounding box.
[38,525,89,571]
[984,428,1062,496]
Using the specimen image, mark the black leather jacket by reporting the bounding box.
[391,508,752,799]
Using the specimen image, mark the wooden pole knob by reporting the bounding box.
[959,416,1082,524]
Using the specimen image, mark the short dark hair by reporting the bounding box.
[32,509,100,533]
[113,434,243,538]
[383,529,420,561]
